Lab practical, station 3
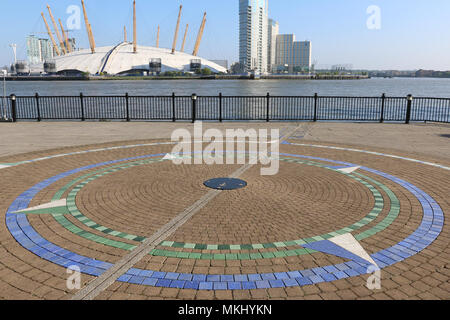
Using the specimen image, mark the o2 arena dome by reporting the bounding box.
[33,1,227,76]
[50,42,227,75]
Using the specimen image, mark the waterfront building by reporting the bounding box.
[239,0,269,74]
[40,38,54,62]
[275,34,311,73]
[267,19,279,73]
[26,36,55,65]
[26,36,41,65]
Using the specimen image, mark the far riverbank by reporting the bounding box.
[4,74,369,82]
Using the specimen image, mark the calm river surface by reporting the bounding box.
[4,77,450,97]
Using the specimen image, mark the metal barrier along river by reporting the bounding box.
[2,93,449,124]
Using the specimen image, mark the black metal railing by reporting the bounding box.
[2,93,450,124]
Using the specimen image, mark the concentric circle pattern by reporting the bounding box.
[0,139,449,300]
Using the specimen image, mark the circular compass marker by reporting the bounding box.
[203,178,248,191]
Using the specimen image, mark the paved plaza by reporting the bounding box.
[0,122,449,300]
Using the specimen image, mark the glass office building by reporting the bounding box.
[239,0,269,73]
[26,36,55,65]
[26,36,41,65]
[267,19,279,73]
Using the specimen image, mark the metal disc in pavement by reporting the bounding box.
[203,178,247,191]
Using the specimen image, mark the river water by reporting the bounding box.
[3,77,450,97]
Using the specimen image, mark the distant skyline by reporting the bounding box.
[0,0,449,70]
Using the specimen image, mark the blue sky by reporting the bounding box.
[0,0,449,70]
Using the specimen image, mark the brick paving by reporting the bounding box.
[0,129,449,300]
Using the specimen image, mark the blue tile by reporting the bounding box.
[192,274,207,282]
[214,282,228,290]
[296,277,312,286]
[155,279,171,287]
[165,272,179,280]
[228,282,242,290]
[261,273,276,280]
[178,274,193,281]
[117,274,132,282]
[344,269,359,277]
[199,282,213,290]
[300,270,315,277]
[269,279,285,288]
[272,272,287,280]
[129,276,145,285]
[220,275,234,282]
[321,273,337,282]
[170,280,186,289]
[287,271,301,279]
[283,278,299,287]
[206,275,221,282]
[242,281,257,290]
[234,274,248,282]
[312,267,327,275]
[139,270,154,277]
[309,275,325,284]
[184,281,200,290]
[255,280,271,289]
[332,271,348,279]
[324,265,340,273]
[248,274,262,281]
[142,278,158,286]
[127,268,141,276]
[152,271,166,279]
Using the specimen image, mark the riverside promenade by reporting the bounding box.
[0,122,449,300]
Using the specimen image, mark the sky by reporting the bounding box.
[0,0,449,70]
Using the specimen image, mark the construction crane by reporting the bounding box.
[193,12,207,56]
[41,12,60,56]
[133,0,137,53]
[156,25,160,48]
[180,24,188,52]
[59,18,72,53]
[47,5,66,55]
[81,0,95,53]
[171,5,182,54]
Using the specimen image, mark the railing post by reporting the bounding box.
[266,92,270,122]
[80,93,85,121]
[406,94,413,124]
[172,92,176,122]
[313,93,318,122]
[380,93,385,123]
[35,93,41,122]
[125,93,130,122]
[219,93,223,122]
[10,94,17,123]
[191,93,197,123]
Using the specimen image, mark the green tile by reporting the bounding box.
[225,254,238,260]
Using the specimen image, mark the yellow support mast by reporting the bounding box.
[59,18,72,53]
[81,0,95,53]
[193,13,207,56]
[180,24,188,52]
[133,0,137,53]
[171,5,182,54]
[41,12,60,56]
[156,25,160,48]
[47,5,66,55]
[124,26,127,42]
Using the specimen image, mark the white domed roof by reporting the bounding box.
[51,42,227,75]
